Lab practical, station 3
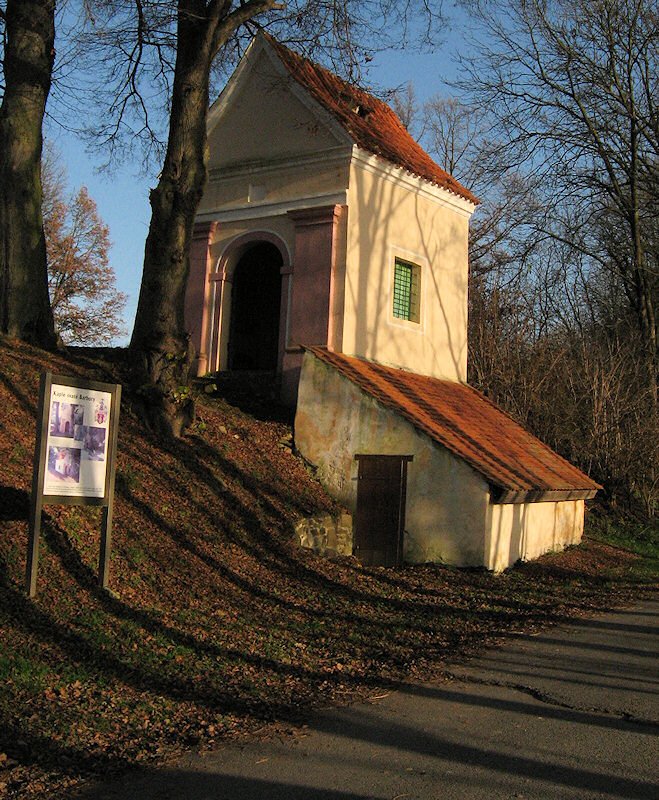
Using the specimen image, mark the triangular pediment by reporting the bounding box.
[207,35,353,172]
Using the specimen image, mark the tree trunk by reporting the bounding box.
[128,0,279,436]
[129,4,214,437]
[0,0,57,347]
[627,112,656,405]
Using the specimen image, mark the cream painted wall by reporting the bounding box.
[343,157,471,381]
[485,499,585,572]
[295,353,489,567]
[207,46,343,171]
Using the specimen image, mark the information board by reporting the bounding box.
[43,382,113,499]
[28,372,121,597]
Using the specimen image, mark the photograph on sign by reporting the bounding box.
[43,385,112,498]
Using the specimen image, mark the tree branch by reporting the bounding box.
[211,0,283,55]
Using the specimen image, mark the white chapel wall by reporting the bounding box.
[342,155,471,382]
[485,499,585,572]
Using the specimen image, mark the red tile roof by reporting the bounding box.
[305,347,600,500]
[266,36,478,205]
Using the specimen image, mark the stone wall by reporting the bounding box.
[294,512,353,557]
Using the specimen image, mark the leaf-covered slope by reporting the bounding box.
[0,337,650,800]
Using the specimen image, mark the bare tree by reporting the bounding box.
[457,0,658,397]
[390,83,419,132]
[422,95,484,180]
[425,97,551,282]
[131,1,283,436]
[0,0,57,347]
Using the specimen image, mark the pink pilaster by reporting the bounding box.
[185,221,217,376]
[282,204,346,404]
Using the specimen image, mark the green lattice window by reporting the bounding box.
[392,259,421,323]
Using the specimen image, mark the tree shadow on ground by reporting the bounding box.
[309,702,658,799]
[0,485,29,521]
[0,717,129,784]
[400,682,659,735]
[76,771,378,800]
[36,515,398,695]
[202,372,294,424]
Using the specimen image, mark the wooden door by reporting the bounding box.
[354,454,413,567]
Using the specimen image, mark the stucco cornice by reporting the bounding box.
[196,191,348,224]
[350,147,477,218]
[208,145,351,182]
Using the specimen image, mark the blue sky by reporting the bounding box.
[44,18,470,344]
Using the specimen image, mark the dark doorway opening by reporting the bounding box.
[354,454,413,567]
[229,242,283,371]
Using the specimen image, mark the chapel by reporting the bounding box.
[185,34,600,570]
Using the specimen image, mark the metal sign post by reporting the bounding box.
[27,372,121,598]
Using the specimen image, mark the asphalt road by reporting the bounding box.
[79,600,659,800]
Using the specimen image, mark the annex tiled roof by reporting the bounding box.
[306,347,600,499]
[267,36,478,205]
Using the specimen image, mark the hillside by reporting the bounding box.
[0,336,654,799]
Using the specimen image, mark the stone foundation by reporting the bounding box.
[295,512,353,557]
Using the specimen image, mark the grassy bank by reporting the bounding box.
[0,337,655,799]
[586,511,659,581]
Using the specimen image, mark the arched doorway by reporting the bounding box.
[228,242,283,371]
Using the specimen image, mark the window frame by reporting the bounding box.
[391,257,422,325]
